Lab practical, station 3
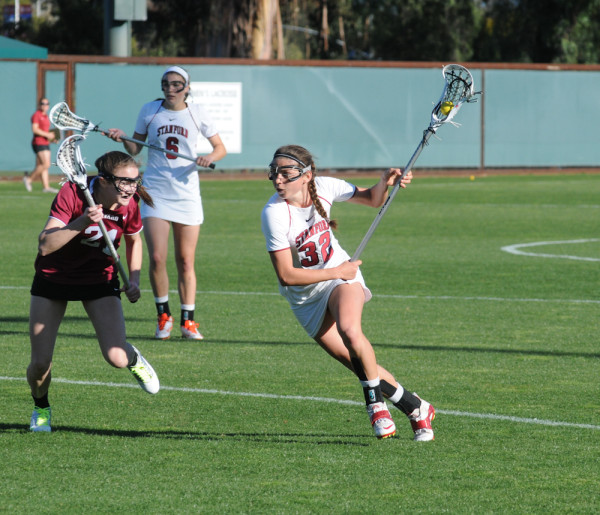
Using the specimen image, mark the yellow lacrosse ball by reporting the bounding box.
[440,101,453,115]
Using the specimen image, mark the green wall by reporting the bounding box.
[1,61,38,172]
[1,60,599,172]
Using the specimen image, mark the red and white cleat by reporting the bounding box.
[367,401,397,439]
[408,394,435,442]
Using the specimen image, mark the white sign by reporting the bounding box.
[189,82,242,154]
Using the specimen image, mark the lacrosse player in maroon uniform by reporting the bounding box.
[261,145,435,441]
[27,151,159,432]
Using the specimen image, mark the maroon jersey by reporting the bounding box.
[35,178,143,285]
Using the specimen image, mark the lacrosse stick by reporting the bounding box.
[56,134,131,290]
[50,102,216,169]
[351,64,479,261]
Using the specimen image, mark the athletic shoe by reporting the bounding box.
[42,187,59,193]
[127,344,160,394]
[366,401,396,439]
[408,394,435,442]
[155,313,173,339]
[30,406,51,432]
[181,320,204,340]
[23,176,32,192]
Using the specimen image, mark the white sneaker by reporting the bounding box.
[43,187,59,193]
[127,344,160,394]
[155,313,173,340]
[408,394,435,442]
[23,176,32,192]
[30,406,51,432]
[181,320,204,340]
[366,401,396,439]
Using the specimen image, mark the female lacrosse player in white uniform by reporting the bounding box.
[107,65,227,341]
[27,151,159,432]
[261,145,435,441]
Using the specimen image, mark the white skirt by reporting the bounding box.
[140,196,204,225]
[289,276,372,338]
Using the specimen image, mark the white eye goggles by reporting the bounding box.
[268,164,311,182]
[268,153,311,182]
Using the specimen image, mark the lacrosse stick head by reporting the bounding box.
[56,134,89,190]
[50,102,98,134]
[431,64,477,128]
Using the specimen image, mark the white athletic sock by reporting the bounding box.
[155,295,169,303]
[359,377,381,388]
[388,384,405,404]
[181,304,195,311]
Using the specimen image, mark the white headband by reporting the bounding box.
[162,66,189,85]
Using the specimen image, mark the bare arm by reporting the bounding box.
[348,168,412,208]
[269,248,362,287]
[105,129,145,156]
[32,121,56,142]
[196,133,227,169]
[38,206,104,256]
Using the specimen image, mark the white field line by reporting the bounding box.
[1,376,598,431]
[1,285,600,304]
[501,238,600,262]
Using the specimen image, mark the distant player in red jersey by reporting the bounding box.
[27,151,160,432]
[24,97,58,193]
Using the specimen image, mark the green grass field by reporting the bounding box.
[1,173,599,513]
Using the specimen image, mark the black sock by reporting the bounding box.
[350,357,368,381]
[380,379,421,415]
[156,301,171,317]
[362,383,384,405]
[128,352,138,368]
[32,393,50,409]
[181,309,194,327]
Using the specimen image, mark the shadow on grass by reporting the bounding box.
[0,423,370,445]
[2,315,597,359]
[207,338,600,360]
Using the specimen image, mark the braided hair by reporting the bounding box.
[95,151,154,208]
[273,145,337,230]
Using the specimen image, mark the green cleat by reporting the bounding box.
[30,406,52,432]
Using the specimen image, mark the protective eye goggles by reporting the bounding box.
[101,174,142,194]
[267,164,311,182]
[161,80,186,93]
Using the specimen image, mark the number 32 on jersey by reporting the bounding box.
[298,231,333,267]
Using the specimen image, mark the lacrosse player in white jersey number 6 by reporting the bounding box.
[107,65,227,341]
[261,145,435,441]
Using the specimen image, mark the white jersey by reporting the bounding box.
[134,101,217,222]
[261,176,372,337]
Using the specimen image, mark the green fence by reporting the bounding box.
[2,59,599,172]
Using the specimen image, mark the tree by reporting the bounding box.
[473,0,600,64]
[348,0,481,61]
[29,0,104,55]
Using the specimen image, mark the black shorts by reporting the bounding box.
[32,143,50,153]
[31,274,121,301]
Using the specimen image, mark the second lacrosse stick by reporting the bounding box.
[50,102,216,169]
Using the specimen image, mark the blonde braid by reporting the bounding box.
[308,176,337,230]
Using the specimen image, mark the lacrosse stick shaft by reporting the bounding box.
[350,129,435,262]
[81,188,131,290]
[113,134,216,169]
